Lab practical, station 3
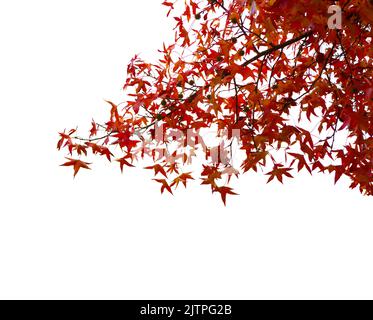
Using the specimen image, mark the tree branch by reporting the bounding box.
[242,31,313,67]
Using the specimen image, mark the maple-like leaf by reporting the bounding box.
[145,164,168,178]
[214,186,238,206]
[116,156,134,173]
[153,179,173,195]
[57,129,75,150]
[266,166,294,184]
[60,158,91,177]
[89,120,98,137]
[167,162,180,174]
[170,173,194,188]
[74,145,88,156]
[86,143,114,161]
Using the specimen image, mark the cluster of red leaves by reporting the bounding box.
[58,0,373,203]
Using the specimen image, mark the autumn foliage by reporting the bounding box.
[58,0,373,204]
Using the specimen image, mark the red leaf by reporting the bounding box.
[153,179,173,195]
[170,173,194,188]
[266,166,294,184]
[60,158,91,177]
[116,156,135,173]
[214,186,238,206]
[145,164,168,178]
[89,120,98,137]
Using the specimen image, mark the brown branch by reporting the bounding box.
[295,43,336,101]
[242,31,313,67]
[73,132,114,143]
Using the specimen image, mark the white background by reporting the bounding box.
[0,0,372,300]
